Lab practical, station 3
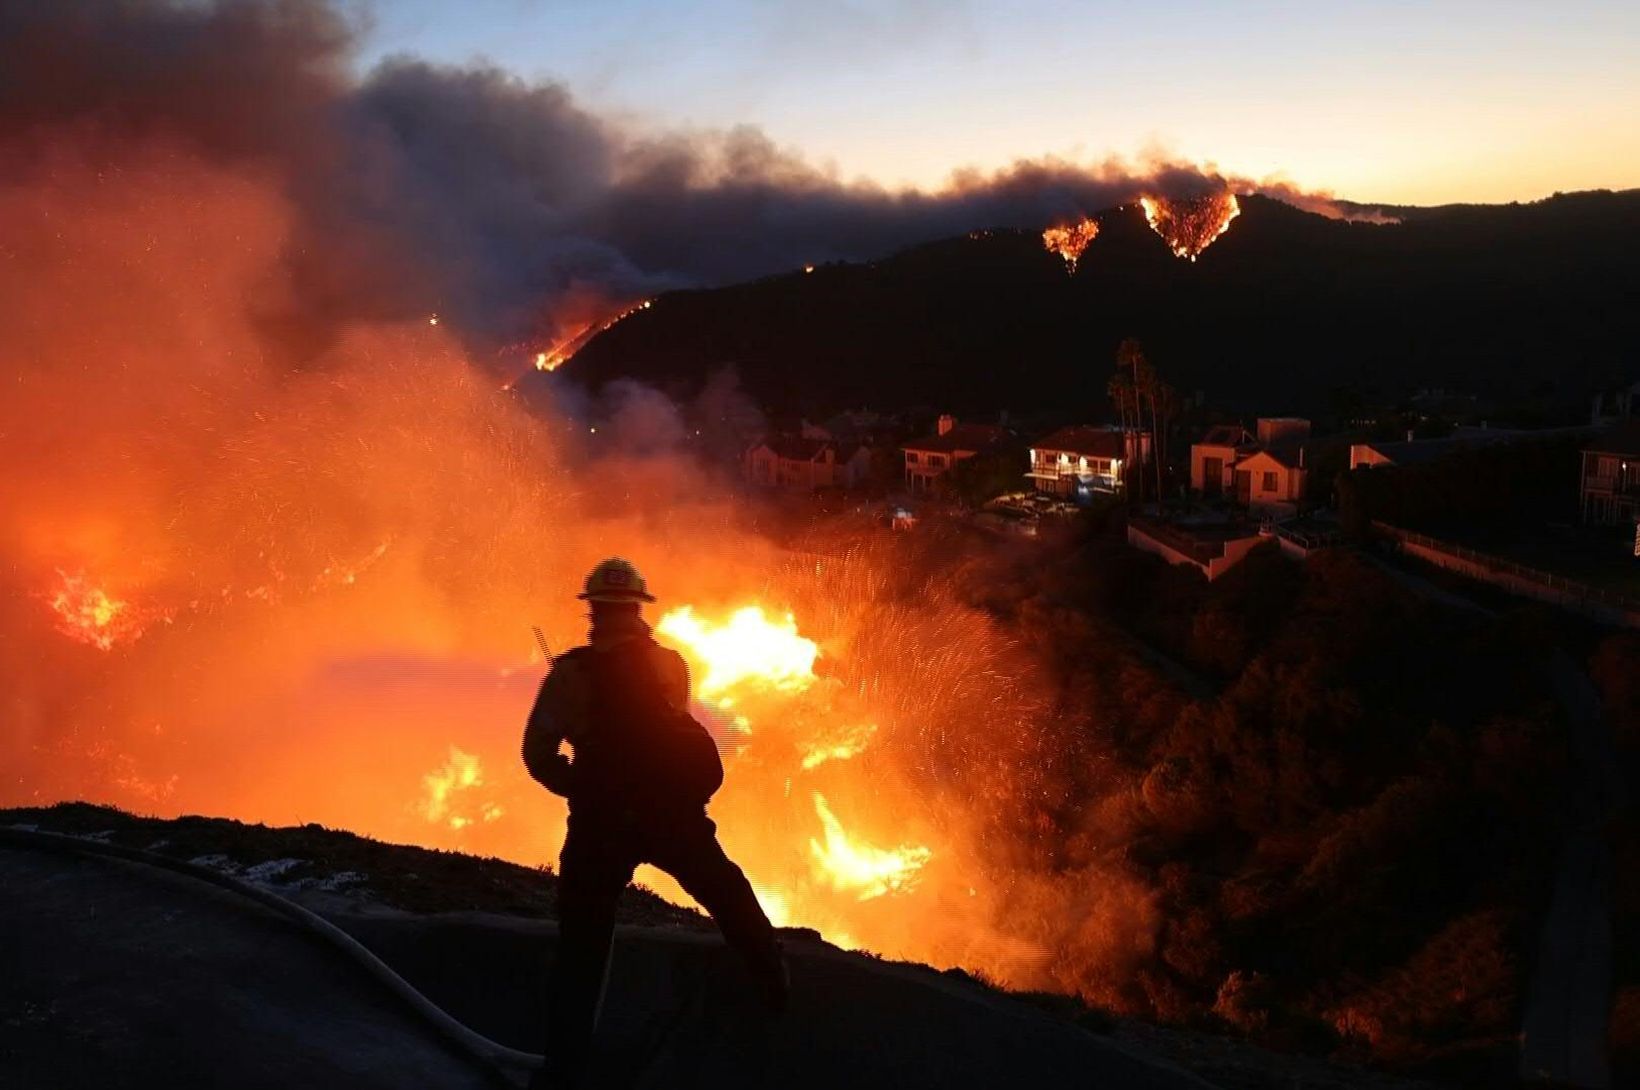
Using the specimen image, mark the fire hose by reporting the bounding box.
[0,825,541,1088]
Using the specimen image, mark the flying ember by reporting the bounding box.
[1137,192,1241,260]
[1041,217,1100,273]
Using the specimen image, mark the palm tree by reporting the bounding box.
[1107,352,1137,500]
[1114,339,1178,505]
[1115,339,1152,503]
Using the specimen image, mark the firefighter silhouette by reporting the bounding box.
[522,558,789,1087]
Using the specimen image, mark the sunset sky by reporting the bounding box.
[359,0,1640,206]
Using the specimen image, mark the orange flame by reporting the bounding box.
[419,746,503,831]
[656,604,818,701]
[652,603,934,929]
[1137,192,1241,260]
[1041,217,1100,273]
[809,792,931,899]
[532,299,652,372]
[801,722,877,770]
[47,572,152,651]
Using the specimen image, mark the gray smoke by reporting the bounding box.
[0,0,1362,368]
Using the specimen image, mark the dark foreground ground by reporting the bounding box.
[1,805,1436,1089]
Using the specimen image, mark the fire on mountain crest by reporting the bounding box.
[533,300,652,373]
[1041,217,1100,273]
[1138,192,1242,260]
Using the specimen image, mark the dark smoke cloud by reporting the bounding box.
[0,0,1381,368]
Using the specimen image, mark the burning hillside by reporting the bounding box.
[1042,217,1100,273]
[1138,192,1242,260]
[530,300,652,374]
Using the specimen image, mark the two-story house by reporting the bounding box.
[1024,426,1148,501]
[1190,424,1256,496]
[1189,417,1311,515]
[901,415,1008,494]
[745,436,874,491]
[1580,423,1640,526]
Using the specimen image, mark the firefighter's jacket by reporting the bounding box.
[522,623,690,795]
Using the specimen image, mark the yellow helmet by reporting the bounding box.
[577,557,656,603]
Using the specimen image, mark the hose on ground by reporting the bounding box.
[0,825,543,1088]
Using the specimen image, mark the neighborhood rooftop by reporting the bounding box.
[1030,426,1129,459]
[901,422,1009,453]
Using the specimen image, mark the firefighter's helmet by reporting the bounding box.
[577,557,656,603]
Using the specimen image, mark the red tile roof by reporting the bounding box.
[901,423,1009,454]
[1029,426,1127,459]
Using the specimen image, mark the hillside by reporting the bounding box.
[549,191,1640,417]
[2,804,1436,1090]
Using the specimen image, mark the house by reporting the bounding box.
[745,435,873,491]
[901,415,1008,494]
[1350,424,1588,471]
[1024,426,1149,502]
[1190,418,1311,513]
[1232,447,1307,517]
[1580,423,1640,526]
[1190,424,1255,496]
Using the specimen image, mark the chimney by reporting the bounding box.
[937,414,956,436]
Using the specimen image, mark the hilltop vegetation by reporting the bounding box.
[854,514,1637,1086]
[554,190,1640,418]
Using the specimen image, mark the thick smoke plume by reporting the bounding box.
[0,0,1383,372]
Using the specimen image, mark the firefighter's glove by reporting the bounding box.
[539,753,576,798]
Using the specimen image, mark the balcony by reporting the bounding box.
[1583,474,1639,496]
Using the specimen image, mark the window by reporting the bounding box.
[906,451,920,465]
[929,454,948,468]
[1262,471,1278,492]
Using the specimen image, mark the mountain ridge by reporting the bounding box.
[550,190,1640,419]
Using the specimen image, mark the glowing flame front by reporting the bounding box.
[1138,192,1241,260]
[532,299,653,373]
[1041,217,1100,273]
[656,604,818,701]
[654,603,934,930]
[809,793,931,899]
